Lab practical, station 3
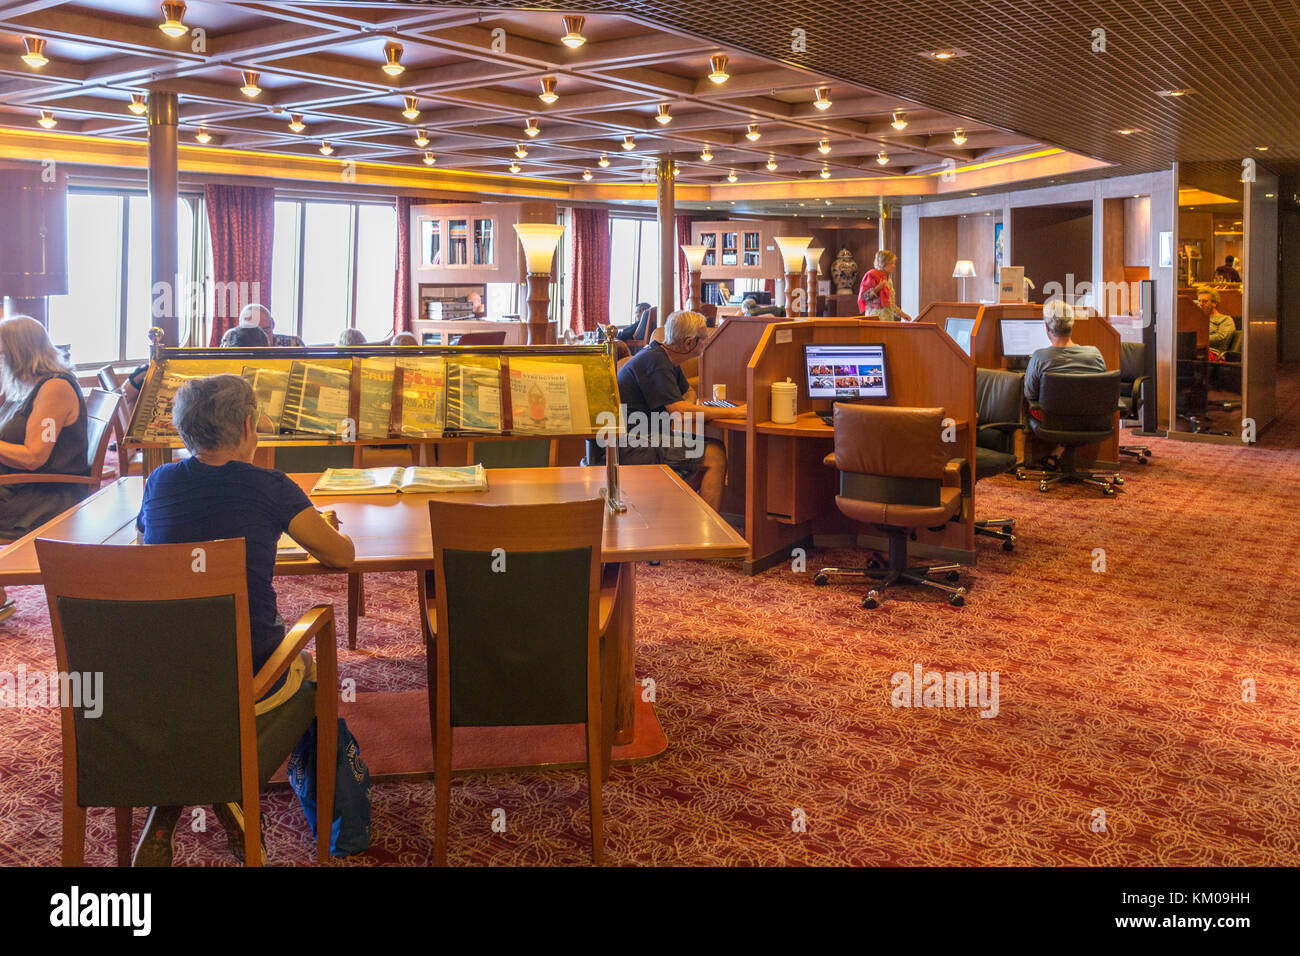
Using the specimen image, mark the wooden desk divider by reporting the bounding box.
[126,344,620,476]
[741,318,977,574]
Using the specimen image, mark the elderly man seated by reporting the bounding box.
[220,304,305,347]
[1024,300,1106,405]
[133,374,354,866]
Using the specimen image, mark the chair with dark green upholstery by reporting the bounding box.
[974,368,1026,551]
[35,537,338,866]
[1118,341,1153,463]
[424,497,612,865]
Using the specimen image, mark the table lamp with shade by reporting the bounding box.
[773,236,813,316]
[514,222,566,344]
[804,246,825,317]
[680,244,708,311]
[953,259,977,302]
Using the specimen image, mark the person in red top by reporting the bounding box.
[857,249,914,321]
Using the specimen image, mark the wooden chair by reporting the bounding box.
[424,497,613,865]
[35,537,338,866]
[97,367,140,477]
[0,388,119,501]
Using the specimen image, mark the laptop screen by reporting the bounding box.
[1000,319,1052,357]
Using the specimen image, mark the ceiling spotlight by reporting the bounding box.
[1255,145,1269,151]
[745,123,761,141]
[524,118,540,138]
[539,77,558,104]
[726,169,737,183]
[621,135,635,150]
[952,128,967,145]
[597,152,610,167]
[877,150,889,165]
[158,1,188,39]
[817,138,831,154]
[402,96,420,120]
[509,160,522,173]
[319,140,333,155]
[560,15,586,48]
[423,151,436,165]
[708,54,729,84]
[813,86,832,110]
[382,43,404,77]
[820,165,831,179]
[194,127,211,143]
[1157,88,1192,97]
[1116,128,1136,135]
[289,113,307,133]
[128,93,148,115]
[21,36,48,68]
[582,169,593,180]
[655,104,672,125]
[673,162,680,175]
[890,111,908,131]
[37,110,56,129]
[239,70,261,97]
[766,156,778,171]
[932,50,956,60]
[514,143,528,158]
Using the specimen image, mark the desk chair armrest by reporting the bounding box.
[0,473,98,487]
[944,458,973,500]
[977,420,1025,435]
[252,604,338,700]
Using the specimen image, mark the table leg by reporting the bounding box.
[609,561,637,746]
[347,573,363,650]
[142,447,169,477]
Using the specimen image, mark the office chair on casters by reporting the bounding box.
[813,404,971,609]
[1118,342,1152,463]
[1016,370,1124,496]
[974,368,1025,552]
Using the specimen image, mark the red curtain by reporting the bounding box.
[568,207,610,333]
[393,196,417,334]
[204,184,274,346]
[675,214,695,311]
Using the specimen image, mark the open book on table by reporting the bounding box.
[309,465,487,496]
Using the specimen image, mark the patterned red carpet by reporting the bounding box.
[1,369,1297,866]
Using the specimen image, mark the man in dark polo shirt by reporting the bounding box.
[613,309,744,511]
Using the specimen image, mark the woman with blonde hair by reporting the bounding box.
[0,315,89,621]
[857,249,913,321]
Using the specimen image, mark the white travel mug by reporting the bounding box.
[770,378,798,424]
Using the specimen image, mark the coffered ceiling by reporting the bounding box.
[0,0,1053,191]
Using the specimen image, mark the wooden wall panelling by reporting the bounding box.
[918,215,959,308]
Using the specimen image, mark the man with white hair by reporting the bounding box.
[219,304,305,347]
[1023,300,1106,404]
[613,309,744,511]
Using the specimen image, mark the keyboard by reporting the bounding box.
[699,399,737,408]
[817,411,835,426]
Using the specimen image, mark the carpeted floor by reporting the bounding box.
[1,368,1298,866]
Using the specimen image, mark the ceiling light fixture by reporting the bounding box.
[21,36,48,68]
[817,138,831,154]
[932,50,956,60]
[289,113,307,133]
[194,127,211,143]
[514,143,528,158]
[877,150,889,165]
[582,169,593,180]
[726,169,737,183]
[128,93,148,115]
[1116,128,1136,135]
[509,160,522,173]
[538,77,558,104]
[819,165,831,179]
[239,70,261,97]
[319,141,333,155]
[524,118,540,138]
[597,152,610,167]
[413,128,429,146]
[813,86,832,110]
[560,16,586,48]
[158,2,188,39]
[708,54,729,84]
[621,135,635,150]
[1256,145,1269,151]
[890,111,908,131]
[382,43,404,77]
[952,128,967,145]
[745,123,761,141]
[766,156,778,171]
[37,110,56,129]
[402,96,420,120]
[423,151,436,165]
[1157,88,1192,97]
[655,104,672,125]
[700,145,713,162]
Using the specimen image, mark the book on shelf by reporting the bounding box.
[390,357,445,437]
[444,360,501,434]
[281,361,352,436]
[309,465,487,496]
[506,359,591,435]
[242,366,290,433]
[357,357,396,439]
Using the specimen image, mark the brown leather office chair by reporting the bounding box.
[1016,370,1124,495]
[814,404,971,609]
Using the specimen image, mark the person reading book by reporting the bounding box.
[134,373,354,867]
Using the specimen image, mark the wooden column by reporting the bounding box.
[806,266,819,316]
[784,270,806,316]
[525,273,552,344]
[148,92,179,347]
[686,268,702,311]
[656,159,675,326]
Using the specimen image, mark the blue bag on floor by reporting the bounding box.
[287,717,371,857]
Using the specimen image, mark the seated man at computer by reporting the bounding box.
[615,310,745,512]
[1197,288,1237,354]
[1024,300,1106,405]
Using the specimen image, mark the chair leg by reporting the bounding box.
[586,717,604,865]
[63,801,86,867]
[346,573,362,650]
[316,715,336,865]
[428,656,450,867]
[115,807,132,867]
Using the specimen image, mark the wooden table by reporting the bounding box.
[0,465,748,773]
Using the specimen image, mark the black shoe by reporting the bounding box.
[212,802,267,865]
[132,805,182,867]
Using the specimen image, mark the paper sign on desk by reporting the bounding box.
[775,329,793,344]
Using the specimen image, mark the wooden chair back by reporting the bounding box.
[83,388,120,481]
[454,331,508,346]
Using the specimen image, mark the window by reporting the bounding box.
[607,217,660,325]
[268,200,396,344]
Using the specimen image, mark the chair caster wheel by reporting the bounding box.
[866,556,883,570]
[1103,487,1117,496]
[1138,457,1149,465]
[1016,471,1027,481]
[862,591,880,610]
[950,593,965,607]
[945,570,960,583]
[1002,538,1015,552]
[1039,482,1049,492]
[1113,476,1124,486]
[813,573,828,586]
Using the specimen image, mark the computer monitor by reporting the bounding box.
[803,343,889,400]
[944,317,975,355]
[1000,319,1052,357]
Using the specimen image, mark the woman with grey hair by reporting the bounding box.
[336,328,368,347]
[1023,299,1107,405]
[133,373,354,866]
[856,249,913,321]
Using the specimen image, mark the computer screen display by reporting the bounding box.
[804,343,889,400]
[1000,319,1052,357]
[944,317,975,355]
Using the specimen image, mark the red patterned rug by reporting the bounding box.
[1,368,1297,866]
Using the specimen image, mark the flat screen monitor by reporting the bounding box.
[1000,319,1052,357]
[803,343,889,400]
[731,290,772,306]
[944,317,975,355]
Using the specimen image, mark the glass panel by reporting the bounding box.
[743,231,761,267]
[485,282,517,318]
[355,203,397,341]
[48,193,122,365]
[607,217,639,325]
[123,196,194,359]
[271,200,301,337]
[421,219,441,266]
[636,219,659,309]
[473,218,493,265]
[448,218,468,265]
[702,232,716,266]
[721,232,738,266]
[300,202,352,345]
